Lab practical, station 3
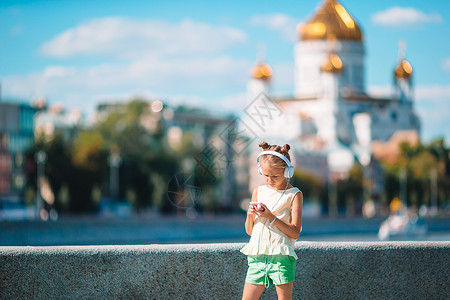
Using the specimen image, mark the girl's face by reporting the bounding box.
[260,160,287,190]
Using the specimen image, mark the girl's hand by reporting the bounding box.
[254,203,274,220]
[247,203,257,215]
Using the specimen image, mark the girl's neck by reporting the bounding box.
[266,181,290,191]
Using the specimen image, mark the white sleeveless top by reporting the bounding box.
[240,185,301,259]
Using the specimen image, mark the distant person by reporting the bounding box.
[241,141,303,300]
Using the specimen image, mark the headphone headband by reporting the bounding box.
[257,151,291,166]
[256,150,294,178]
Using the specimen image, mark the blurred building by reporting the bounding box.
[34,102,83,142]
[163,106,248,211]
[246,0,420,194]
[96,100,163,134]
[0,102,37,201]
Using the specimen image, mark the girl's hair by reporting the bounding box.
[259,141,291,169]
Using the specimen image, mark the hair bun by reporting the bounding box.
[280,144,290,155]
[259,141,271,150]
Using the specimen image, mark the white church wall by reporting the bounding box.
[295,41,365,98]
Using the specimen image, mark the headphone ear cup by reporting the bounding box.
[285,166,294,178]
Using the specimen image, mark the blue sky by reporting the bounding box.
[1,0,449,144]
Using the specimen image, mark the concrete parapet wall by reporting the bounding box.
[1,242,449,299]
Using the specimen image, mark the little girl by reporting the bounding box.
[241,141,303,300]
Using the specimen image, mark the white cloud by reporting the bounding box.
[216,93,248,112]
[2,17,253,113]
[415,85,450,144]
[441,58,450,73]
[126,55,252,93]
[40,17,247,58]
[415,84,450,104]
[250,13,298,42]
[43,66,77,78]
[372,7,442,27]
[2,54,252,112]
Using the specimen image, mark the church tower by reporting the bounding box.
[394,42,413,103]
[247,61,272,103]
[295,0,364,98]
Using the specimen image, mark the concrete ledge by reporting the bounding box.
[1,242,449,299]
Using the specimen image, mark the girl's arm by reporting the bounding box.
[258,191,303,239]
[244,187,258,236]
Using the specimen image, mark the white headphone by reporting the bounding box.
[256,150,294,178]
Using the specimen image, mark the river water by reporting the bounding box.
[1,214,449,246]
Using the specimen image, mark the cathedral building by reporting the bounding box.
[246,0,421,200]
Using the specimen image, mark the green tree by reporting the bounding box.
[380,138,449,209]
[94,99,162,210]
[336,164,364,215]
[291,169,322,202]
[26,132,106,214]
[69,131,108,212]
[25,135,71,212]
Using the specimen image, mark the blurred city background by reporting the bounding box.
[1,0,449,245]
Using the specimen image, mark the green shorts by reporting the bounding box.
[245,254,296,287]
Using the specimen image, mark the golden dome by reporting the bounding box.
[394,59,412,80]
[300,0,363,42]
[321,53,343,73]
[252,62,272,80]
